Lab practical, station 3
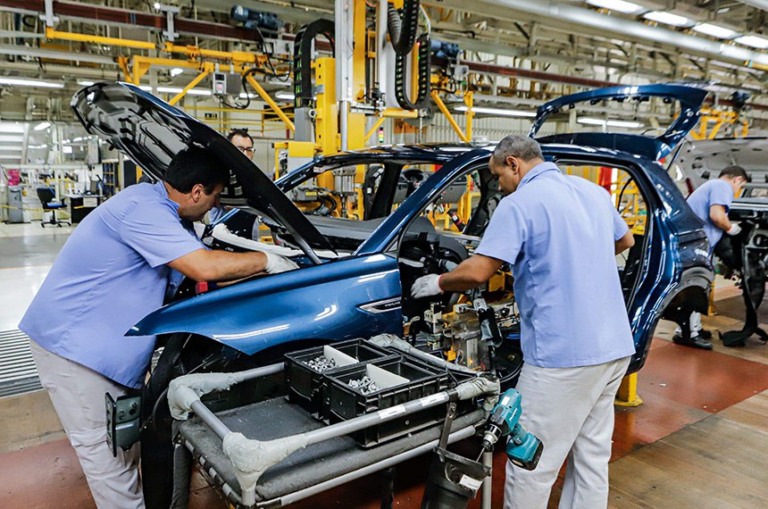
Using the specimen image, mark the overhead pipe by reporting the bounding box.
[430,0,768,68]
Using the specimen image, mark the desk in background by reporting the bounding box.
[68,194,102,223]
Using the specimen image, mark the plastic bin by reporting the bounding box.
[284,339,396,415]
[326,356,451,447]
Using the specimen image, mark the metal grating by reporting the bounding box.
[0,329,41,398]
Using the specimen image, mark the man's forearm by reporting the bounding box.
[170,249,268,282]
[438,254,502,293]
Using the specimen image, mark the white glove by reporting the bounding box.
[264,252,299,274]
[411,274,443,299]
[727,223,741,236]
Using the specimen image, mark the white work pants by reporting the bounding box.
[504,356,630,509]
[674,310,703,336]
[29,339,145,509]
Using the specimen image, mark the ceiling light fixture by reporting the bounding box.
[0,154,21,159]
[578,117,643,129]
[734,34,768,49]
[0,135,24,143]
[643,11,693,27]
[34,121,51,131]
[0,146,23,151]
[0,77,64,89]
[156,86,212,96]
[0,123,25,134]
[77,80,95,87]
[692,23,737,39]
[170,68,184,77]
[275,91,295,100]
[455,106,536,117]
[586,0,645,14]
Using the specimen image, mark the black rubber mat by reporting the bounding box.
[0,329,41,397]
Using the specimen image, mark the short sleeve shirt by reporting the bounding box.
[475,162,635,368]
[686,179,734,252]
[20,182,205,388]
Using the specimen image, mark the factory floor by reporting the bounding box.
[2,222,768,508]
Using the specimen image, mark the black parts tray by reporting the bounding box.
[284,338,397,416]
[325,356,452,447]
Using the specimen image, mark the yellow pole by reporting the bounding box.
[464,92,474,142]
[430,90,469,142]
[615,373,643,407]
[46,27,156,50]
[169,68,212,106]
[244,74,295,132]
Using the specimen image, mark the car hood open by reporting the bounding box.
[530,84,708,161]
[70,82,334,254]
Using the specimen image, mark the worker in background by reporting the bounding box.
[673,165,749,350]
[208,127,264,239]
[411,135,636,509]
[18,146,297,509]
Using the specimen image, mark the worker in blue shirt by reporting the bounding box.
[673,165,748,350]
[412,135,636,509]
[19,146,296,509]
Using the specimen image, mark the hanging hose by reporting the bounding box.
[387,0,430,110]
[394,33,431,110]
[293,19,336,109]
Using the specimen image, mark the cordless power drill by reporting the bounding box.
[481,388,544,470]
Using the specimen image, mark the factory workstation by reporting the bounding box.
[2,1,768,508]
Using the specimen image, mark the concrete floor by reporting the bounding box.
[2,222,768,508]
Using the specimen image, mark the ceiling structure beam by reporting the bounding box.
[428,0,768,68]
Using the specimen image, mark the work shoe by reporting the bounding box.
[672,333,713,350]
[698,329,712,340]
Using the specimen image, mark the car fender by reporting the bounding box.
[127,254,404,355]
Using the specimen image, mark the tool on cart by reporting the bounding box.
[480,388,543,470]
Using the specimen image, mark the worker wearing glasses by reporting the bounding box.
[207,128,262,239]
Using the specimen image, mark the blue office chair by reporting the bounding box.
[36,187,71,227]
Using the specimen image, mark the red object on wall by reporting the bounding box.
[598,167,613,193]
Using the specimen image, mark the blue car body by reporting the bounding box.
[72,82,713,375]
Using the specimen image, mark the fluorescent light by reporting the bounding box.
[455,106,536,118]
[28,144,47,149]
[0,146,22,151]
[239,92,258,99]
[692,23,737,39]
[578,117,643,129]
[156,86,212,96]
[139,85,152,92]
[643,11,693,27]
[0,154,20,159]
[170,68,184,77]
[0,77,64,89]
[586,0,645,14]
[34,121,51,131]
[62,145,73,154]
[77,80,95,86]
[734,35,768,49]
[275,91,295,100]
[0,123,25,134]
[0,135,23,143]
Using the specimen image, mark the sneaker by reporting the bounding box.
[698,329,712,340]
[672,333,713,350]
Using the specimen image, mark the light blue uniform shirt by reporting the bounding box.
[686,179,733,253]
[476,162,635,368]
[20,182,204,388]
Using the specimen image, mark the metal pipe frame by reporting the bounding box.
[170,366,498,507]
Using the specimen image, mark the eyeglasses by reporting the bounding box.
[235,146,254,154]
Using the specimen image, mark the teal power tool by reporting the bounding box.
[480,388,544,470]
